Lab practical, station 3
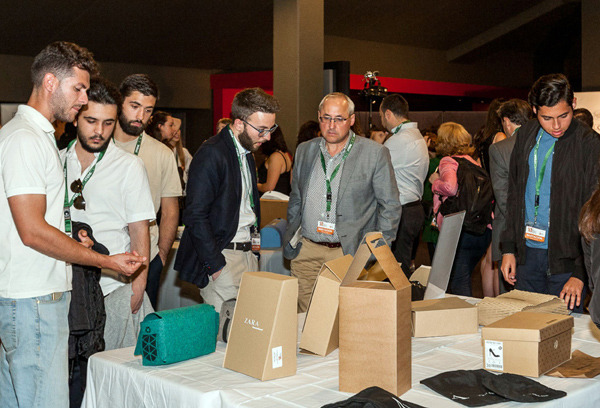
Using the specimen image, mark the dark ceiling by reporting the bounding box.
[0,0,582,75]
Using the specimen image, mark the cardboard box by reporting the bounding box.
[260,199,288,229]
[300,254,353,356]
[411,297,478,337]
[223,272,298,381]
[339,232,412,396]
[481,311,573,377]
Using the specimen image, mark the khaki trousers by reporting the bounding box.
[291,238,343,312]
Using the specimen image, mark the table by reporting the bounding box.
[82,310,600,407]
[157,244,290,312]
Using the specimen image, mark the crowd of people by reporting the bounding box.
[2,40,600,408]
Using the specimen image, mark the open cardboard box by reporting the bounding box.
[299,254,354,356]
[411,297,478,337]
[260,199,288,229]
[409,211,465,300]
[338,232,412,396]
[481,311,573,377]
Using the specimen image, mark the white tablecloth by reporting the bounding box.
[82,310,600,408]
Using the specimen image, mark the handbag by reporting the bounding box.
[134,303,218,366]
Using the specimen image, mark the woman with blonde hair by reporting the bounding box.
[430,122,492,296]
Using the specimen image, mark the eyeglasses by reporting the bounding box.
[318,116,349,125]
[70,179,86,210]
[242,120,278,138]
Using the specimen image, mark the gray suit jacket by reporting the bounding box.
[488,135,516,262]
[283,135,401,259]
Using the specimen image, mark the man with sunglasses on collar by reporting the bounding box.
[176,88,280,312]
[283,92,401,312]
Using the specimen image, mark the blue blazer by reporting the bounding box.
[175,127,260,288]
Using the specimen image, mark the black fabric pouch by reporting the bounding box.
[321,386,426,408]
[481,372,566,403]
[420,370,510,407]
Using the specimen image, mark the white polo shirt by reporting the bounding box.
[61,141,155,296]
[0,105,69,298]
[114,133,181,260]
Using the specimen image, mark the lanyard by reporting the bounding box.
[230,129,257,228]
[392,120,411,134]
[63,140,105,231]
[112,133,143,155]
[533,129,556,220]
[319,132,356,215]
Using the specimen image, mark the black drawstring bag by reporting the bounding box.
[421,370,509,407]
[481,372,566,403]
[321,386,426,408]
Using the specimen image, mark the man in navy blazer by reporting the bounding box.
[175,88,280,311]
[283,92,401,312]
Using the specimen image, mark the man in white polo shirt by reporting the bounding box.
[0,42,145,408]
[113,74,182,309]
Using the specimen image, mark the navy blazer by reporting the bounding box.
[175,127,260,288]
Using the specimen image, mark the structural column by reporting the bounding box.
[582,0,600,91]
[273,0,324,152]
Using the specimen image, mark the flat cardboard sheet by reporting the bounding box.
[477,289,569,326]
[546,350,600,378]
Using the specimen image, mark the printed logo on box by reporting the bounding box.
[272,346,283,369]
[244,317,263,331]
[485,340,504,371]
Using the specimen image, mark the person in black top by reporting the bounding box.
[257,127,292,195]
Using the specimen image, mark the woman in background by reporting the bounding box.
[257,127,292,195]
[146,111,176,143]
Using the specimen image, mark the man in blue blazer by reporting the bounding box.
[283,92,401,312]
[175,88,280,312]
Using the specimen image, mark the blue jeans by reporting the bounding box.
[450,229,491,297]
[516,247,585,313]
[0,291,71,408]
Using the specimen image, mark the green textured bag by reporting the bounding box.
[134,304,219,366]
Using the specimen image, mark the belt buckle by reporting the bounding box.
[51,292,63,301]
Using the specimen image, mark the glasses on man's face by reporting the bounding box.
[70,179,86,210]
[242,120,278,138]
[318,116,349,125]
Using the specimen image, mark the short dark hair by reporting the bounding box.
[380,94,409,118]
[528,73,574,110]
[86,77,122,115]
[296,120,320,145]
[31,41,98,87]
[230,88,280,121]
[261,127,288,156]
[497,99,533,127]
[574,108,594,128]
[146,111,172,140]
[119,74,159,100]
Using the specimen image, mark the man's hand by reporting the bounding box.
[104,251,146,276]
[501,254,517,285]
[429,172,440,184]
[212,267,223,281]
[560,277,584,310]
[130,279,146,314]
[77,229,94,249]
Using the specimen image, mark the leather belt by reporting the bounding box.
[225,241,252,251]
[402,200,422,208]
[309,239,342,249]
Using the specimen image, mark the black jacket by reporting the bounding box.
[501,117,600,281]
[175,127,260,288]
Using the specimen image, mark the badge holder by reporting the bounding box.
[251,226,261,253]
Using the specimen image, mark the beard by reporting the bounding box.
[50,86,80,123]
[118,112,145,136]
[77,129,112,153]
[238,128,258,152]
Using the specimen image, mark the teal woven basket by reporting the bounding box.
[134,304,219,366]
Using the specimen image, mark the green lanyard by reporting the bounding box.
[319,133,356,214]
[533,129,556,220]
[230,129,258,228]
[391,120,411,134]
[112,133,143,155]
[63,140,106,231]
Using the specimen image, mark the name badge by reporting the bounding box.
[525,225,546,243]
[317,220,335,235]
[251,232,261,252]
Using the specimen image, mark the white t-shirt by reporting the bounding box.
[61,141,156,295]
[114,133,181,259]
[0,105,69,298]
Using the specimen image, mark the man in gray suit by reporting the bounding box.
[489,99,533,293]
[283,92,401,312]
